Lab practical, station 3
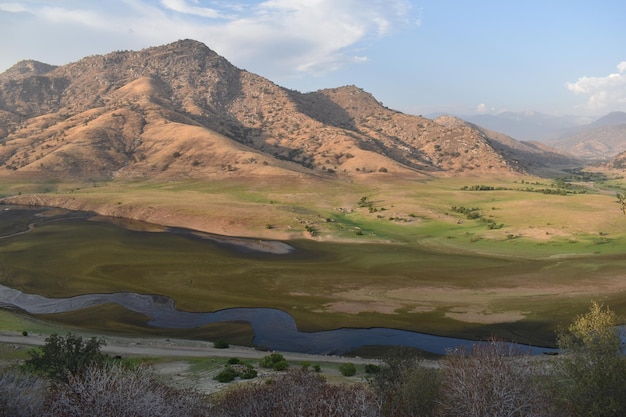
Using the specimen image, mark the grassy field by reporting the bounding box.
[1,172,626,348]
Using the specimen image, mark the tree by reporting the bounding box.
[439,339,547,417]
[369,348,441,417]
[22,333,108,383]
[551,302,626,417]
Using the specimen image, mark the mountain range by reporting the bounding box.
[457,111,626,161]
[0,40,581,181]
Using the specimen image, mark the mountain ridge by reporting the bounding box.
[0,39,578,180]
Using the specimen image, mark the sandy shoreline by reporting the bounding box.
[0,203,296,255]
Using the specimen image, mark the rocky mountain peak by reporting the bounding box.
[0,40,578,179]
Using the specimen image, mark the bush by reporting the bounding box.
[273,360,289,371]
[365,364,380,374]
[211,369,378,417]
[0,367,48,417]
[45,363,209,417]
[214,368,239,383]
[439,339,547,417]
[215,362,258,383]
[260,353,286,369]
[213,339,229,349]
[550,302,626,417]
[339,362,356,377]
[22,333,108,383]
[370,348,441,417]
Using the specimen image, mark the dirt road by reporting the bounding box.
[0,330,376,365]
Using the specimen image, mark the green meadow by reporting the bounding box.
[1,173,626,348]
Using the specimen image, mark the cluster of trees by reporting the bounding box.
[1,302,625,416]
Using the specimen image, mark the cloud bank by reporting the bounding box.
[0,0,417,80]
[567,61,626,111]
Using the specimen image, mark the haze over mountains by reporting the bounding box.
[455,111,626,162]
[0,40,587,180]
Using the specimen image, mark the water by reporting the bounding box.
[0,283,555,355]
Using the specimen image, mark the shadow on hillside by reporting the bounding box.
[288,90,358,132]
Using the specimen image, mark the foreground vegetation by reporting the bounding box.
[2,302,624,416]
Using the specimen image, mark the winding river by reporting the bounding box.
[0,283,554,355]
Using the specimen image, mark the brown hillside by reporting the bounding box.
[0,39,577,180]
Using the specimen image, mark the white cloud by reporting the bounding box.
[0,0,417,80]
[566,61,626,111]
[0,0,418,79]
[160,0,227,19]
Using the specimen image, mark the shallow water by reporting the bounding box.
[0,282,555,355]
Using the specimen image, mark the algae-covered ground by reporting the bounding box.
[1,173,626,348]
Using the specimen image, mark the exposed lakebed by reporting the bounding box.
[0,205,558,355]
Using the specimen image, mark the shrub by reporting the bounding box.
[439,339,547,417]
[273,360,289,371]
[339,362,356,377]
[213,339,229,349]
[365,364,380,374]
[211,369,378,417]
[215,362,258,383]
[22,333,107,383]
[260,353,286,369]
[45,363,209,417]
[0,367,48,417]
[370,348,441,417]
[214,368,239,383]
[549,302,626,417]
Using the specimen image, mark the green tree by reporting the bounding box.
[22,333,107,383]
[552,302,626,417]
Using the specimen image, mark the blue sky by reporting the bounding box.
[1,0,625,117]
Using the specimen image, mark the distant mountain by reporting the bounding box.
[588,111,626,128]
[547,112,626,161]
[448,111,591,142]
[434,115,578,175]
[0,40,579,180]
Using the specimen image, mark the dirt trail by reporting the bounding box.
[0,330,376,365]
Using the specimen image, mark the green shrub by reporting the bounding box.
[213,339,229,349]
[260,353,286,369]
[273,360,289,371]
[214,367,238,383]
[365,364,380,374]
[339,363,356,377]
[22,333,107,383]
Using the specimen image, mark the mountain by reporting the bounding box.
[547,112,626,161]
[434,115,577,175]
[456,111,590,142]
[0,40,578,180]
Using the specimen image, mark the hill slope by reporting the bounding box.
[547,112,626,161]
[0,40,577,180]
